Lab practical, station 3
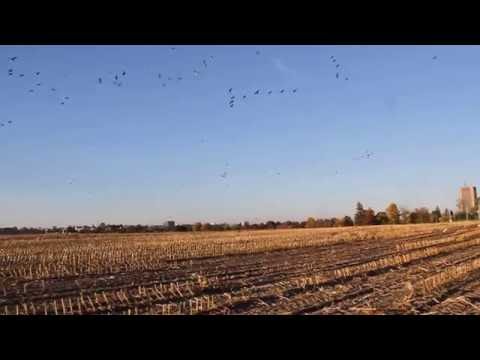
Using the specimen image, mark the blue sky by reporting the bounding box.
[1,45,479,227]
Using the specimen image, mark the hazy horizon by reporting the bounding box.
[1,45,478,227]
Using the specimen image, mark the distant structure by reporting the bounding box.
[163,220,175,230]
[458,185,478,219]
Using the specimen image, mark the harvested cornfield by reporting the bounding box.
[2,222,480,315]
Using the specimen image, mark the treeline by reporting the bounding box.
[1,202,476,235]
[300,202,473,229]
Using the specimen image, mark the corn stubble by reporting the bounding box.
[2,222,480,315]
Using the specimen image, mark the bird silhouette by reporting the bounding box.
[7,120,12,124]
[177,77,183,81]
[242,95,247,100]
[114,75,118,81]
[230,96,235,99]
[51,88,56,91]
[229,104,234,108]
[345,77,349,81]
[36,83,42,86]
[332,59,336,63]
[122,71,126,76]
[280,89,285,94]
[228,88,233,93]
[254,90,260,95]
[19,74,24,77]
[267,90,272,95]
[336,64,340,68]
[292,88,298,93]
[60,102,65,105]
[432,56,438,60]
[35,72,40,76]
[98,77,102,84]
[64,96,70,100]
[336,73,339,79]
[9,57,17,61]
[171,47,176,51]
[28,89,34,93]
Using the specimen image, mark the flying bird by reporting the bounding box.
[254,90,260,95]
[336,73,339,79]
[122,71,126,76]
[9,56,17,61]
[19,74,24,77]
[230,96,235,99]
[280,89,285,94]
[64,96,70,100]
[7,120,12,124]
[36,83,42,86]
[177,77,183,81]
[114,75,118,81]
[336,64,340,68]
[292,88,298,93]
[158,73,162,78]
[171,47,176,51]
[51,88,56,91]
[98,77,102,84]
[35,72,40,75]
[228,88,233,93]
[60,102,65,105]
[28,89,34,93]
[432,56,438,60]
[267,90,272,95]
[345,77,349,81]
[332,59,336,63]
[242,95,247,100]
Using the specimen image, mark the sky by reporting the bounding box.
[1,45,479,227]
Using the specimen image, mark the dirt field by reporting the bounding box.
[2,222,480,315]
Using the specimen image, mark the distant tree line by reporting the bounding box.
[1,201,477,235]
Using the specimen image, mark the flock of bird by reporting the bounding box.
[2,49,439,188]
[330,55,349,81]
[6,56,72,106]
[226,86,299,108]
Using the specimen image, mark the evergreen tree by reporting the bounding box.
[354,202,366,226]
